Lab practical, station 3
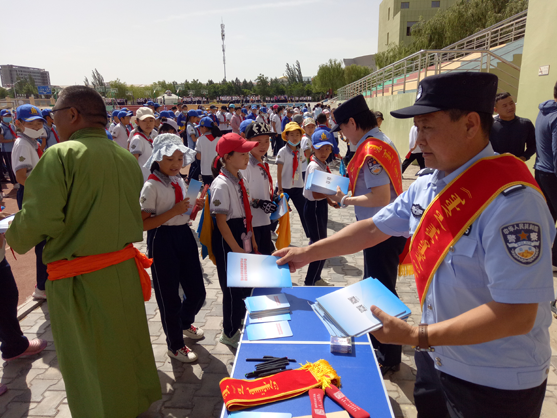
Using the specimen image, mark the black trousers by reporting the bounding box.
[401,153,425,173]
[1,152,15,184]
[303,199,328,285]
[272,134,284,156]
[253,224,275,255]
[414,351,547,418]
[534,170,557,264]
[149,224,206,352]
[202,175,214,186]
[188,160,201,184]
[364,235,406,367]
[283,187,310,238]
[213,218,252,338]
[0,258,29,359]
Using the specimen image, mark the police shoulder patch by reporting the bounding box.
[411,204,424,218]
[501,222,542,266]
[367,157,383,175]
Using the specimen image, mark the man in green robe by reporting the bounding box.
[6,86,161,417]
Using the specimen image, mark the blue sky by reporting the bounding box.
[0,0,381,85]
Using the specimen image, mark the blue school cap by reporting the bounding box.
[1,109,12,116]
[187,110,198,117]
[229,104,235,108]
[145,101,155,107]
[112,110,120,118]
[311,129,335,149]
[41,109,53,119]
[199,116,214,127]
[16,105,46,122]
[251,105,257,110]
[154,103,161,109]
[260,107,267,114]
[118,110,132,119]
[240,119,254,133]
[241,108,248,114]
[196,110,203,117]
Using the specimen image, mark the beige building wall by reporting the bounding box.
[378,0,458,53]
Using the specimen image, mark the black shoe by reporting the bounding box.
[379,363,400,377]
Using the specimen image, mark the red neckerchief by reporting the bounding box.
[291,148,299,180]
[311,156,331,173]
[148,174,183,204]
[51,126,60,143]
[256,159,274,198]
[3,123,16,138]
[125,125,130,136]
[219,171,253,233]
[135,132,153,145]
[210,114,218,125]
[18,136,42,158]
[206,134,216,142]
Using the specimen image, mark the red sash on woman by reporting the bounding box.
[346,137,402,195]
[410,154,543,308]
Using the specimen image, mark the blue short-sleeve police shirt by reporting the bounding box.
[373,143,555,390]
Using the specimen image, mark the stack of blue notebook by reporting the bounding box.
[244,293,291,321]
[227,253,292,288]
[311,278,412,338]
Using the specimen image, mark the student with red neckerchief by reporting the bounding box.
[140,133,204,363]
[129,107,156,182]
[209,133,258,349]
[196,116,222,186]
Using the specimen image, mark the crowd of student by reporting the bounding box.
[1,74,557,417]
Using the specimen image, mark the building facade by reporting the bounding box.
[0,65,51,87]
[377,0,458,53]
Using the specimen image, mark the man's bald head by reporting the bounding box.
[58,86,108,127]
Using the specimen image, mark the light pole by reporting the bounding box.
[221,19,226,82]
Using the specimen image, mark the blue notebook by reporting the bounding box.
[305,169,349,196]
[313,277,411,337]
[244,293,290,314]
[227,253,292,288]
[246,321,293,341]
[184,179,203,216]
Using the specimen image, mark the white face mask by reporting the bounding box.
[24,127,46,139]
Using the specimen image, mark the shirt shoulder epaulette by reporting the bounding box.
[502,184,526,196]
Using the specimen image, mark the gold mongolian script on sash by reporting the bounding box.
[247,380,279,395]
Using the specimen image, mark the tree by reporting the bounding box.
[108,79,129,99]
[376,0,529,68]
[344,65,372,85]
[254,74,270,97]
[312,59,345,94]
[0,87,9,99]
[285,60,304,85]
[91,69,105,89]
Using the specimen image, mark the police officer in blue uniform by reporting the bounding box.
[275,72,555,418]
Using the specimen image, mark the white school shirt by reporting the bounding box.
[210,168,250,221]
[240,154,272,227]
[276,145,304,189]
[303,158,329,201]
[301,134,312,172]
[139,170,190,226]
[409,125,422,154]
[196,133,219,176]
[217,111,228,130]
[12,134,40,176]
[271,113,282,134]
[256,114,267,125]
[112,123,130,149]
[129,133,153,182]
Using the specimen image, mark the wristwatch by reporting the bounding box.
[415,323,435,352]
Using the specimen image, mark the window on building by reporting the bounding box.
[407,21,418,36]
[388,7,390,20]
[432,1,440,7]
[387,32,389,45]
[401,2,410,9]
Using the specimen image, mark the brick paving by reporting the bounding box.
[1,145,557,417]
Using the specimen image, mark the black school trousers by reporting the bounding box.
[253,224,275,255]
[401,153,425,173]
[303,199,328,285]
[0,258,30,359]
[364,235,407,367]
[149,224,206,352]
[283,187,310,238]
[213,218,252,338]
[413,351,546,418]
[534,169,557,265]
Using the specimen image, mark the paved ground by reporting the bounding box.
[1,151,557,417]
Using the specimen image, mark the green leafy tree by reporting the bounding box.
[190,79,204,96]
[254,74,270,97]
[344,65,372,85]
[0,87,8,99]
[109,79,129,99]
[285,60,304,85]
[312,59,345,94]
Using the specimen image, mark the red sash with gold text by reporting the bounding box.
[347,137,402,196]
[410,154,543,308]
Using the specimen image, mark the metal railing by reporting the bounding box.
[337,10,527,101]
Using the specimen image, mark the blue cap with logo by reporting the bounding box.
[118,110,133,119]
[1,109,13,116]
[16,105,46,122]
[240,119,254,133]
[311,129,335,149]
[145,101,155,107]
[187,110,198,117]
[260,107,267,114]
[241,108,248,114]
[154,103,161,109]
[112,110,120,118]
[41,109,53,119]
[199,116,215,128]
[196,110,203,117]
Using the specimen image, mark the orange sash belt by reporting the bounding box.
[410,154,542,308]
[220,359,340,412]
[47,243,152,301]
[347,137,402,196]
